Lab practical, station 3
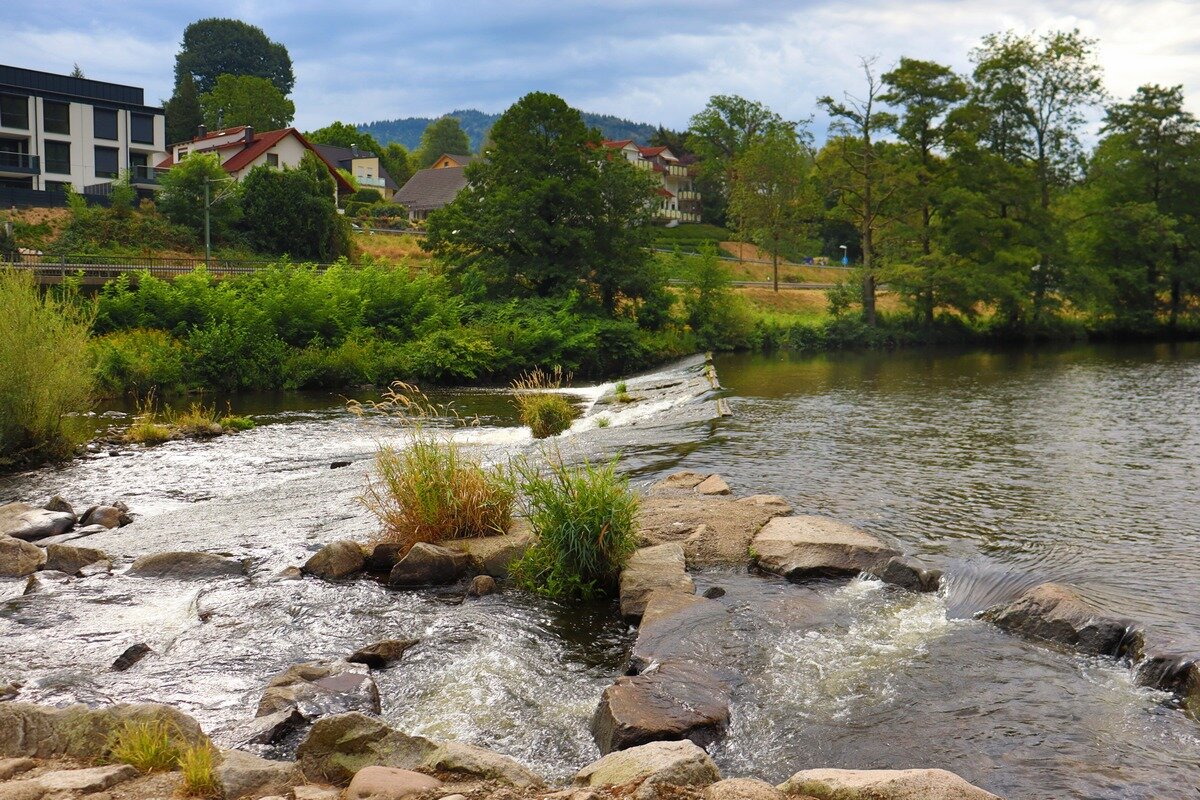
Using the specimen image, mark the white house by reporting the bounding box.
[602,140,701,222]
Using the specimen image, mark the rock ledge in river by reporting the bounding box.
[980,582,1142,658]
[779,767,1001,800]
[750,516,899,581]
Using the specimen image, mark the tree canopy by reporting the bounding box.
[415,117,472,167]
[240,153,351,261]
[200,74,295,131]
[174,18,295,96]
[164,71,202,144]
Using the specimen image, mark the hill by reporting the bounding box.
[358,108,659,152]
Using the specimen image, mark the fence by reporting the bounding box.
[1,253,341,285]
[0,186,111,209]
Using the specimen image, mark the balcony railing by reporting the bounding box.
[0,152,40,175]
[664,164,689,177]
[657,208,701,223]
[357,175,386,188]
[677,190,700,201]
[129,164,161,184]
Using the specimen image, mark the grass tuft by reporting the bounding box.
[178,743,221,797]
[107,720,181,773]
[512,368,579,439]
[219,414,255,431]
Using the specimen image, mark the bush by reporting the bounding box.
[107,720,181,773]
[510,457,639,600]
[512,368,579,438]
[0,269,93,465]
[178,743,220,797]
[91,329,187,396]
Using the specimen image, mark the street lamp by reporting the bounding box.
[203,175,235,270]
[839,244,848,266]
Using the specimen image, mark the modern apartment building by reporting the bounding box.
[0,65,167,194]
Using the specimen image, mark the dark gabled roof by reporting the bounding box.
[313,143,399,191]
[395,166,468,212]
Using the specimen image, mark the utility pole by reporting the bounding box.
[204,177,211,270]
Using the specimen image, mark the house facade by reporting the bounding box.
[0,64,167,194]
[430,153,476,169]
[313,143,398,200]
[603,140,701,223]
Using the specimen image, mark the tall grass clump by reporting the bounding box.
[178,743,221,797]
[511,368,579,439]
[510,456,640,600]
[355,382,514,553]
[107,720,181,773]
[0,268,94,466]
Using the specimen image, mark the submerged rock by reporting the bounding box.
[467,574,497,596]
[43,543,108,576]
[980,582,1142,658]
[303,541,366,580]
[0,702,206,759]
[347,639,419,670]
[867,556,943,593]
[619,543,695,622]
[778,768,1001,799]
[296,713,438,785]
[0,536,44,578]
[593,660,732,754]
[630,591,729,673]
[388,543,471,587]
[128,551,247,579]
[346,766,441,800]
[257,661,380,720]
[35,525,107,546]
[750,516,899,581]
[1137,651,1200,712]
[0,503,75,542]
[574,740,721,794]
[653,472,709,491]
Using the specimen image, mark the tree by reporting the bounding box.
[164,72,203,145]
[306,122,414,187]
[70,63,85,78]
[728,129,817,291]
[200,74,294,131]
[380,143,414,187]
[157,153,240,241]
[649,126,691,157]
[424,91,660,314]
[241,152,351,261]
[416,117,472,167]
[174,18,294,96]
[818,58,899,325]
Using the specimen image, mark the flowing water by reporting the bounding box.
[3,347,1200,799]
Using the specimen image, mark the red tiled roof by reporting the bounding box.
[656,187,674,198]
[155,128,354,193]
[221,128,292,172]
[639,145,667,157]
[601,139,634,149]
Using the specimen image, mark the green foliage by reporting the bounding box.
[240,154,351,260]
[351,188,384,205]
[178,743,220,797]
[510,457,640,601]
[157,153,240,241]
[416,116,472,167]
[0,269,93,465]
[91,329,187,396]
[680,244,755,348]
[106,720,181,773]
[175,18,294,96]
[165,72,203,145]
[219,414,255,431]
[512,369,579,438]
[200,74,294,131]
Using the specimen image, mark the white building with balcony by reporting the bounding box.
[602,140,701,223]
[0,64,167,196]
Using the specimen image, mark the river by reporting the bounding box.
[2,345,1199,799]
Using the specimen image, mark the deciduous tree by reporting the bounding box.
[416,117,472,167]
[200,74,294,131]
[174,18,295,95]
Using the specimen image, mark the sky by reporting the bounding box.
[6,1,1200,138]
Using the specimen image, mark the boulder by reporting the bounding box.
[0,759,36,780]
[574,740,720,792]
[451,524,534,578]
[232,708,306,747]
[111,643,153,672]
[346,766,442,800]
[365,542,406,574]
[980,582,1142,658]
[0,536,44,578]
[1136,652,1200,711]
[750,516,899,581]
[695,475,731,496]
[705,778,784,800]
[42,496,74,516]
[347,639,419,670]
[593,661,731,754]
[637,493,790,568]
[467,575,497,596]
[0,702,207,759]
[44,543,108,576]
[303,541,366,580]
[0,503,75,541]
[277,566,304,581]
[867,556,943,593]
[217,749,302,800]
[424,741,544,787]
[80,505,122,530]
[128,551,246,579]
[296,713,438,786]
[388,543,471,587]
[778,768,1001,800]
[619,544,695,622]
[257,661,380,720]
[34,764,139,793]
[653,472,709,491]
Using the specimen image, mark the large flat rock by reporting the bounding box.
[296,713,438,786]
[128,551,247,579]
[637,493,791,567]
[981,582,1142,658]
[750,516,898,581]
[0,703,207,760]
[592,660,731,754]
[574,739,721,791]
[619,543,695,622]
[630,590,729,673]
[779,768,1002,799]
[0,503,75,542]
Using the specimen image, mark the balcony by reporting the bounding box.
[0,152,40,176]
[657,208,701,223]
[357,175,386,188]
[664,164,689,177]
[677,190,700,201]
[129,164,161,185]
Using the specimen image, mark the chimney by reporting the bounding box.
[351,144,360,157]
[196,123,207,140]
[244,126,254,143]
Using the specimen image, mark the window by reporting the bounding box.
[43,101,70,135]
[94,145,118,178]
[44,181,70,194]
[93,108,118,140]
[0,94,29,129]
[266,153,279,167]
[129,152,148,168]
[45,141,71,175]
[130,113,154,144]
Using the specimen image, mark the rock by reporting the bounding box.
[750,516,899,581]
[296,713,438,786]
[593,660,731,754]
[293,786,341,800]
[0,702,207,759]
[705,778,784,800]
[619,544,695,622]
[111,643,153,672]
[217,749,302,800]
[388,543,471,587]
[1137,651,1200,711]
[34,525,107,546]
[34,764,139,793]
[23,571,72,595]
[653,472,709,491]
[437,795,468,800]
[452,525,534,578]
[233,707,306,747]
[0,783,46,800]
[467,575,496,596]
[347,639,419,670]
[257,661,380,720]
[574,740,720,792]
[330,461,351,469]
[128,551,246,579]
[637,494,790,568]
[0,758,36,780]
[44,543,108,575]
[303,540,366,580]
[631,591,727,673]
[77,560,112,577]
[0,684,20,702]
[42,496,74,516]
[80,505,123,529]
[365,542,406,573]
[702,587,725,599]
[778,768,1001,799]
[346,766,442,800]
[424,741,544,787]
[0,536,44,578]
[277,566,304,581]
[867,556,943,593]
[737,495,791,510]
[980,582,1142,658]
[0,503,75,541]
[695,475,731,496]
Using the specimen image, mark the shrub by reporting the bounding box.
[510,457,639,600]
[178,743,220,797]
[107,720,181,773]
[0,268,94,465]
[511,368,578,439]
[91,329,186,396]
[219,414,255,431]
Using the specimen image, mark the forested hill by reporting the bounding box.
[358,108,659,151]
